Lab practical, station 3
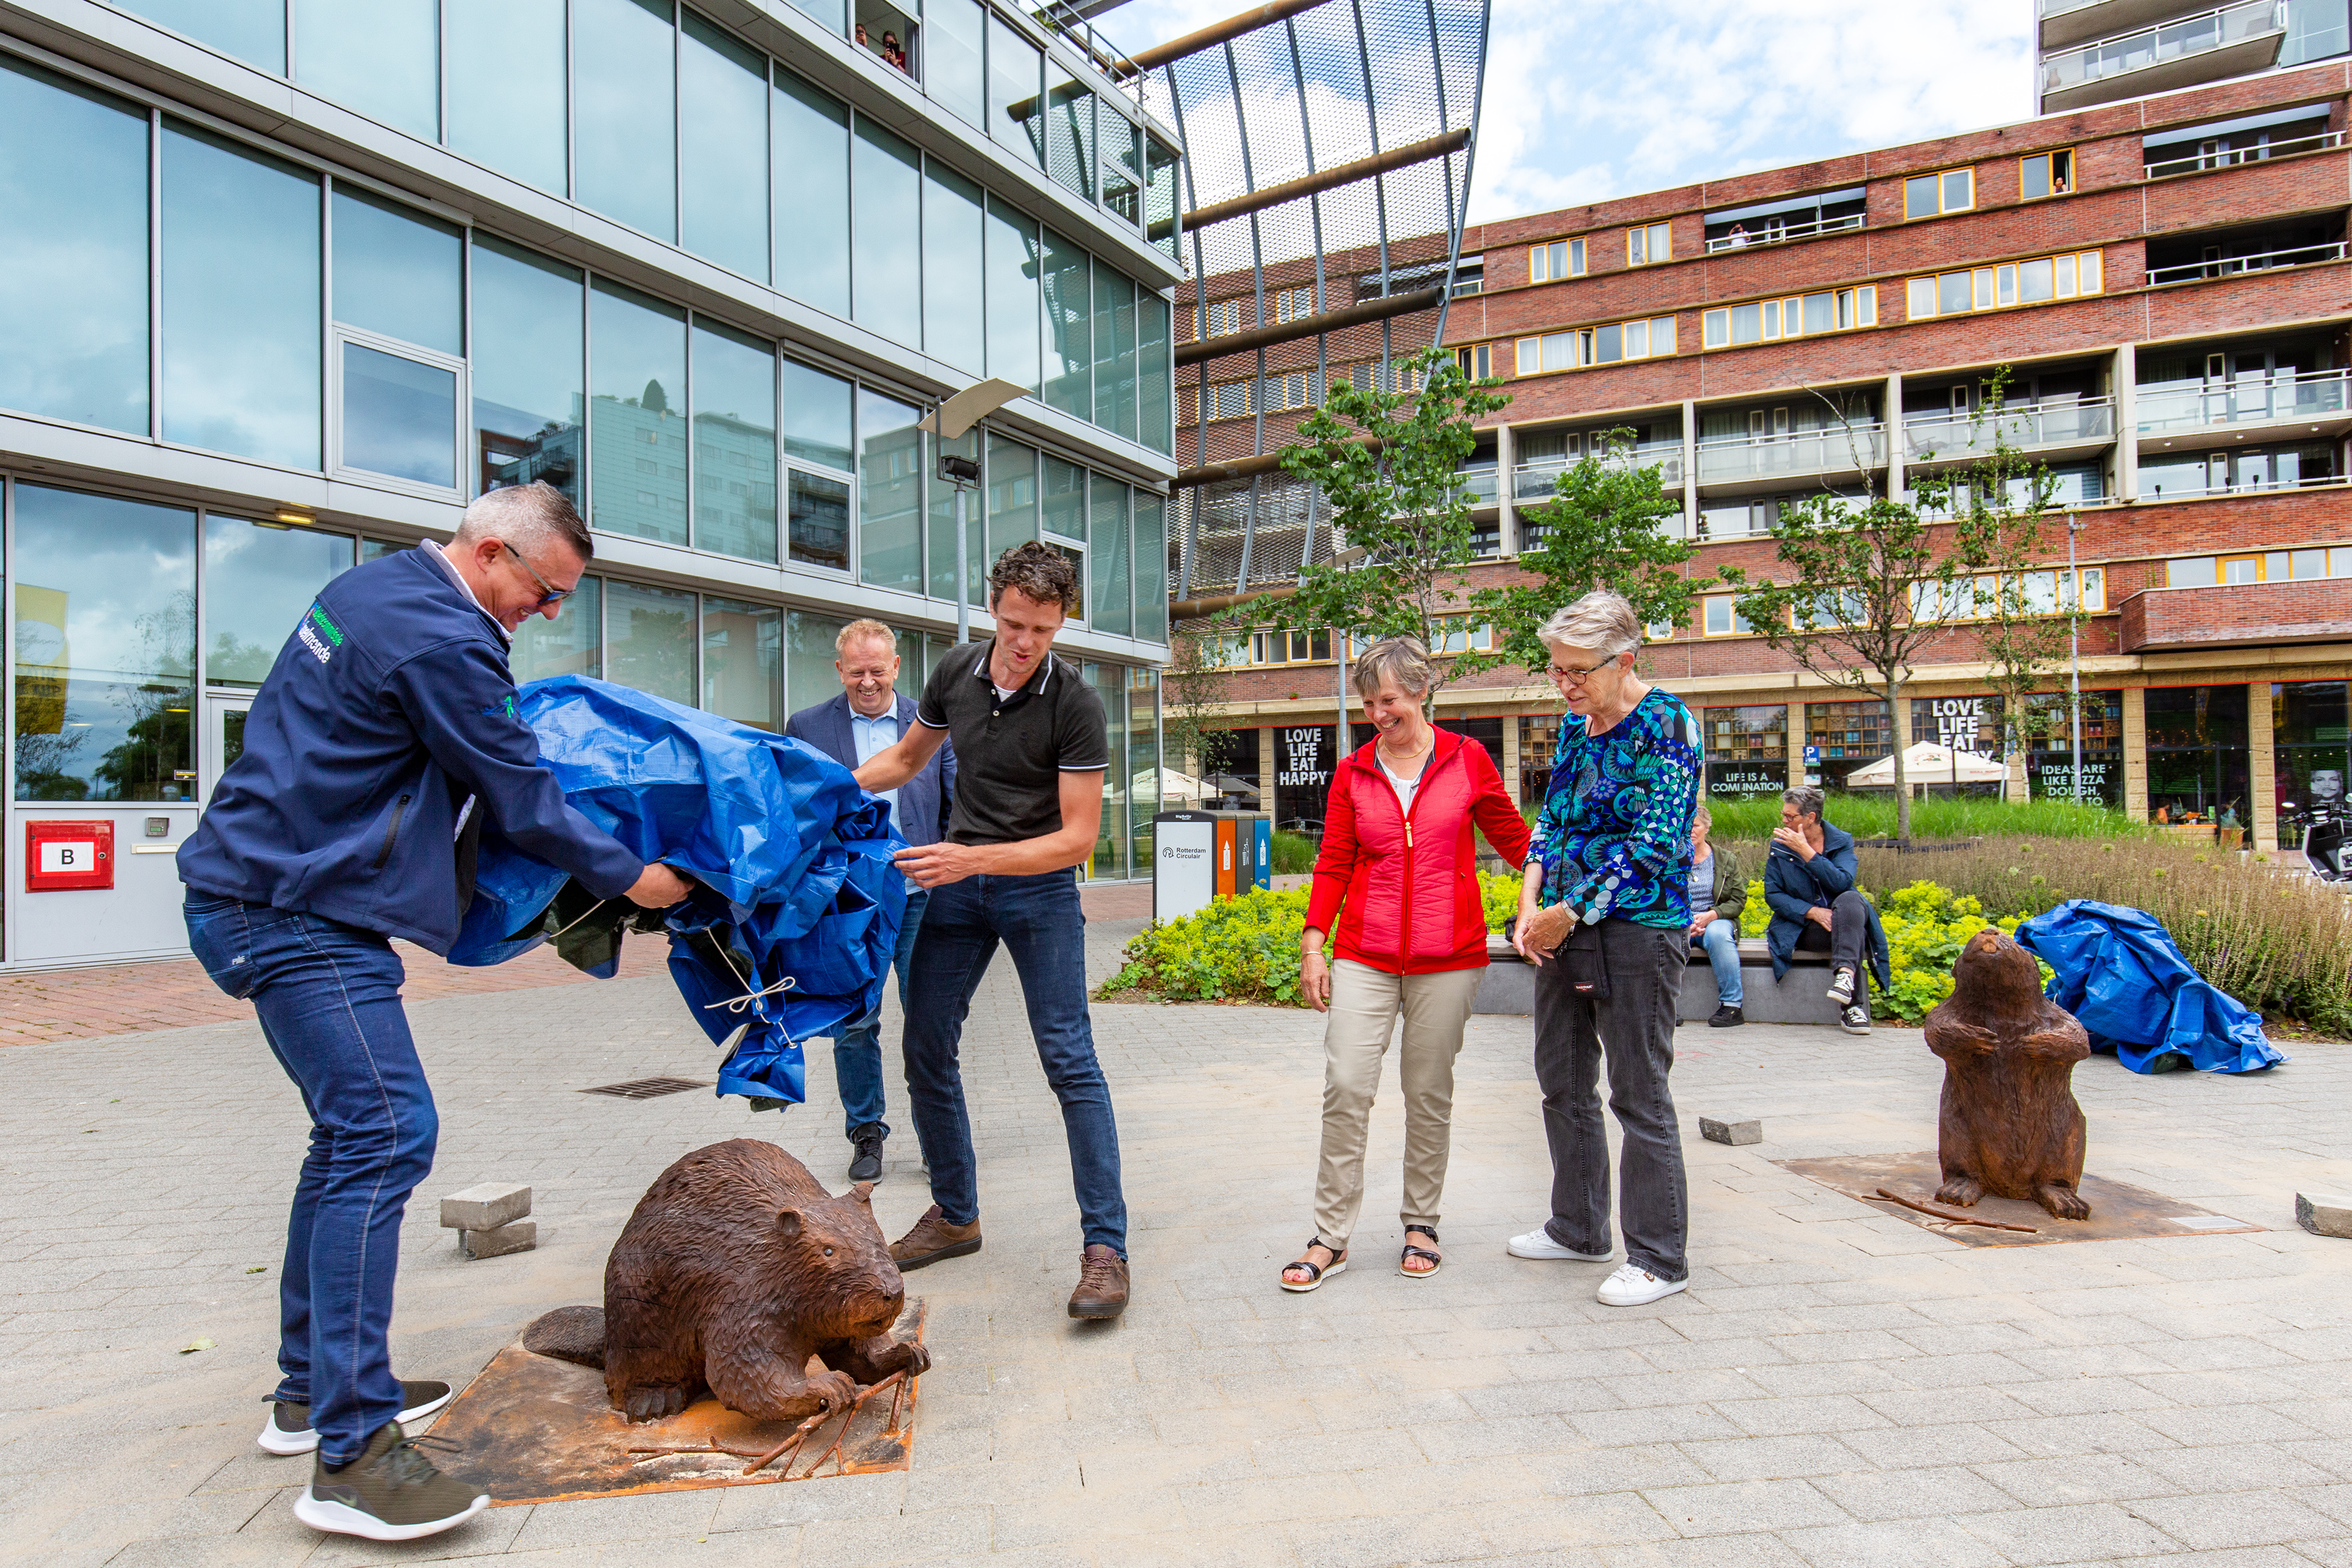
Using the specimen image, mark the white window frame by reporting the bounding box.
[2020,148,2074,200]
[1702,286,1875,350]
[1906,252,2102,319]
[1701,594,1752,635]
[1903,166,1975,219]
[1528,238,1588,283]
[1627,221,1670,266]
[328,325,468,500]
[781,456,857,579]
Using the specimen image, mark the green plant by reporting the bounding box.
[1271,830,1319,876]
[1701,795,2151,843]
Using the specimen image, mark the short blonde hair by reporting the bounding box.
[1691,802,1712,835]
[1538,590,1643,660]
[835,618,897,656]
[1351,635,1436,700]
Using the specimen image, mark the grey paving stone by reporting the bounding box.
[1776,1517,2012,1568]
[1807,1466,2018,1522]
[1640,1478,1849,1536]
[2125,1488,2350,1550]
[1949,1501,2184,1565]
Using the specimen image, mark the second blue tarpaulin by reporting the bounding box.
[448,675,907,1104]
[2014,898,2285,1074]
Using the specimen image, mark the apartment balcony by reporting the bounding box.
[2121,578,2352,651]
[2146,238,2346,286]
[2042,0,2235,49]
[1903,398,2116,466]
[1512,438,1686,500]
[2040,0,2286,113]
[2137,368,2352,448]
[1694,424,1887,496]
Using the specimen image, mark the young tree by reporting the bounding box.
[1258,346,1510,704]
[1161,618,1240,791]
[1457,427,1706,682]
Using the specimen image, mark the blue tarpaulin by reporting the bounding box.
[448,675,906,1103]
[2014,898,2285,1074]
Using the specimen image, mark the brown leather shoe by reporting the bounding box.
[1068,1244,1129,1320]
[891,1203,981,1270]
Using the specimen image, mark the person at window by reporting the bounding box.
[1507,591,1702,1308]
[852,543,1130,1320]
[785,618,955,1186]
[1727,223,1749,247]
[882,30,907,70]
[177,484,691,1541]
[1280,638,1529,1294]
[1686,804,1746,1027]
[1764,786,1889,1038]
[855,20,869,46]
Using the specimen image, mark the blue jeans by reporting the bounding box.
[183,891,436,1467]
[1692,919,1743,1007]
[900,869,1127,1253]
[833,887,928,1136]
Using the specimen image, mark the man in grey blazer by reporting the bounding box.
[787,618,955,1182]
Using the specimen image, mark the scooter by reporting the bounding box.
[2281,802,2352,885]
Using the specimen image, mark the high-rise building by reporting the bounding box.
[0,0,1181,966]
[2037,0,2349,114]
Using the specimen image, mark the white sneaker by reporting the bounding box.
[1506,1228,1611,1261]
[1825,967,1856,1005]
[1596,1263,1688,1307]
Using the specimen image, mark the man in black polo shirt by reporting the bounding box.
[852,541,1128,1319]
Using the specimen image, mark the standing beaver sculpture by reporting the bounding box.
[523,1139,930,1422]
[1923,928,2093,1220]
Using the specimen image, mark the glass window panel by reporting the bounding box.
[1942,169,1971,210]
[1137,291,1172,455]
[850,115,922,347]
[1729,302,1758,344]
[788,469,850,572]
[928,429,983,604]
[2292,548,2329,579]
[204,517,354,684]
[0,60,149,436]
[2019,256,2054,302]
[1127,665,1157,867]
[605,579,696,704]
[1801,291,1834,334]
[988,434,1036,559]
[1996,264,2017,307]
[1094,262,1136,439]
[1972,267,1995,309]
[787,609,847,714]
[1042,456,1086,541]
[985,195,1042,393]
[1903,175,1937,218]
[2079,250,2102,292]
[13,486,195,802]
[701,595,783,730]
[341,345,456,487]
[1132,493,1165,644]
[575,0,677,240]
[923,162,986,376]
[1939,271,1971,315]
[2055,254,2078,295]
[778,358,854,470]
[448,0,568,194]
[589,279,688,544]
[690,318,778,563]
[927,0,985,125]
[1090,473,1130,636]
[680,11,769,281]
[1102,111,1144,226]
[294,0,438,140]
[331,188,460,355]
[1144,136,1180,260]
[161,125,320,469]
[773,73,850,317]
[988,15,1043,165]
[1087,661,1125,876]
[513,573,600,681]
[471,236,584,503]
[127,1,285,70]
[1045,73,1094,198]
[1042,227,1092,417]
[859,387,923,589]
[1594,321,1622,362]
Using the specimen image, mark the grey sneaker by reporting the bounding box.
[1825,967,1857,1005]
[295,1422,488,1541]
[259,1380,453,1455]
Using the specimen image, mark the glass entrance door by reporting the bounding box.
[205,695,252,799]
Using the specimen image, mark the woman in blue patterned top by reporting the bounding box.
[1507,591,1701,1308]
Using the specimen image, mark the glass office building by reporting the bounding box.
[0,1,1179,965]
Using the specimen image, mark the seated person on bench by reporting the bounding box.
[1686,804,1746,1028]
[1763,786,1889,1038]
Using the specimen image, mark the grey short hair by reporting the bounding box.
[453,481,594,561]
[1538,589,1643,659]
[1783,785,1825,820]
[836,618,897,655]
[1351,635,1436,700]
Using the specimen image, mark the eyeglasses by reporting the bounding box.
[1547,656,1617,687]
[502,540,573,606]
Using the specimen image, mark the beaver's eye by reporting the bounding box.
[823,1246,834,1256]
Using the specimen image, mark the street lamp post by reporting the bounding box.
[2067,509,2085,804]
[920,378,1029,644]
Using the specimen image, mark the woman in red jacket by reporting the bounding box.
[1280,636,1531,1292]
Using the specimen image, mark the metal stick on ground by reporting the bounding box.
[1874,1186,2040,1233]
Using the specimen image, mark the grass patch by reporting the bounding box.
[1704,795,2153,843]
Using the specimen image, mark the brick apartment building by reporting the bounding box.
[1169,54,2352,856]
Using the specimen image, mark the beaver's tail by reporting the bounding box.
[522,1304,606,1369]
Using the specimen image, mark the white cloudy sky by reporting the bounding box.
[1096,0,2038,225]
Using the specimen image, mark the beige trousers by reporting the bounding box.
[1311,959,1486,1251]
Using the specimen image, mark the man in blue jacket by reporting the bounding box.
[178,482,689,1542]
[785,618,955,1184]
[1763,785,1890,1036]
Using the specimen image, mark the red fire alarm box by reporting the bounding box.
[27,820,113,891]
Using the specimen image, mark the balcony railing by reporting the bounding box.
[1512,439,1686,499]
[1904,398,2115,461]
[2042,0,2285,101]
[1702,212,1865,255]
[2137,367,2351,432]
[2140,470,2349,501]
[1694,424,1886,486]
[2145,128,2345,178]
[2146,240,2347,286]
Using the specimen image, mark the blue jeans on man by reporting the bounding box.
[834,887,928,1134]
[1691,918,1743,1007]
[900,869,1127,1253]
[183,892,434,1468]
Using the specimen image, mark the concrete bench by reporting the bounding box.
[1473,934,1844,1027]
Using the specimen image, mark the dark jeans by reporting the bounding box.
[833,887,929,1137]
[1531,919,1688,1281]
[1794,890,1870,980]
[183,891,435,1466]
[900,868,1127,1253]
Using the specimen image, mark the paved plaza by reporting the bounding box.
[1,906,2349,1568]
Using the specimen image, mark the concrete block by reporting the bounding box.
[1700,1117,1762,1146]
[440,1182,531,1231]
[2296,1191,2352,1238]
[460,1220,537,1259]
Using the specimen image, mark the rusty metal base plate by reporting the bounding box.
[426,1301,924,1505]
[1779,1152,2262,1247]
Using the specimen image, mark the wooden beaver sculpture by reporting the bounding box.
[1923,928,2093,1221]
[522,1139,931,1422]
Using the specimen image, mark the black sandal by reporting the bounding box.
[1399,1226,1442,1278]
[1278,1237,1347,1293]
